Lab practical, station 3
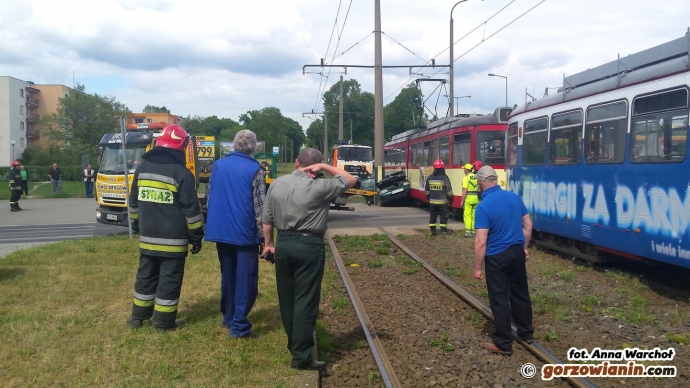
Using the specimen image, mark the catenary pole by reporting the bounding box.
[339,75,344,142]
[374,0,384,182]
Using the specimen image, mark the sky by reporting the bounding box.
[1,0,688,134]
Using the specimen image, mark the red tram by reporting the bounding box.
[384,107,511,217]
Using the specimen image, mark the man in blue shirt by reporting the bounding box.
[473,166,533,355]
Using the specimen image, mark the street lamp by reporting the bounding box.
[10,140,15,161]
[454,95,471,113]
[449,0,469,117]
[488,73,507,107]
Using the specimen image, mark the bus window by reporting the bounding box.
[631,89,688,163]
[452,132,471,166]
[476,131,506,166]
[507,122,518,166]
[523,117,548,165]
[549,110,583,164]
[585,100,627,164]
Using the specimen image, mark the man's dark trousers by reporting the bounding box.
[217,242,259,337]
[485,244,533,352]
[429,204,448,225]
[21,180,28,196]
[131,254,186,328]
[275,235,325,368]
[85,181,93,198]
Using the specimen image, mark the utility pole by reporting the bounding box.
[374,0,385,181]
[339,75,344,142]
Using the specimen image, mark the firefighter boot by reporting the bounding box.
[156,319,186,332]
[10,203,20,212]
[430,226,437,237]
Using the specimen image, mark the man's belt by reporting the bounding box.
[277,230,324,238]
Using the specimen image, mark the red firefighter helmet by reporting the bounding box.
[433,159,445,169]
[156,124,189,151]
[472,160,483,171]
[11,160,21,167]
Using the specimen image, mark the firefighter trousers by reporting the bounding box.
[131,254,186,328]
[429,204,448,228]
[463,195,479,231]
[9,189,21,209]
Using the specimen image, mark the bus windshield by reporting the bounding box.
[99,146,147,174]
[476,131,506,166]
[338,146,373,161]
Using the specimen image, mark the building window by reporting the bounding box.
[20,106,24,114]
[20,138,25,147]
[20,122,25,130]
[20,89,24,98]
[585,100,628,164]
[147,119,152,123]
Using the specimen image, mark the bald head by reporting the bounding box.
[296,148,323,167]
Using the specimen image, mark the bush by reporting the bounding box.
[1,166,98,182]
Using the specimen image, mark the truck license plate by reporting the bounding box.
[106,214,118,221]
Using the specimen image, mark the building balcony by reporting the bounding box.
[27,113,40,122]
[27,128,40,138]
[26,98,39,108]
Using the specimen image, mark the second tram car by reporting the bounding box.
[384,107,512,217]
[507,31,690,269]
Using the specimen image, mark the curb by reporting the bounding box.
[294,331,321,387]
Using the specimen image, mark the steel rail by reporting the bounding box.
[325,232,402,388]
[354,209,598,388]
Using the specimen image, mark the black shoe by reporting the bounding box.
[156,319,185,332]
[295,360,326,370]
[16,206,23,211]
[230,331,259,339]
[11,208,20,212]
[127,316,144,329]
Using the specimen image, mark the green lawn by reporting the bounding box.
[0,237,297,387]
[1,181,90,200]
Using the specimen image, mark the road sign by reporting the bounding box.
[273,146,279,155]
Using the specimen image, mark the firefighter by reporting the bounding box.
[425,159,453,236]
[461,160,483,237]
[126,124,204,332]
[8,160,23,212]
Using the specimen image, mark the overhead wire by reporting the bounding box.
[311,0,344,113]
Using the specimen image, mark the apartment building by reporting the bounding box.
[0,77,70,166]
[128,112,179,126]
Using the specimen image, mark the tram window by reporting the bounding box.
[523,117,548,165]
[631,89,688,163]
[410,143,419,166]
[452,132,471,166]
[476,131,506,166]
[550,110,583,164]
[439,136,450,164]
[428,138,440,165]
[585,101,627,164]
[507,122,518,166]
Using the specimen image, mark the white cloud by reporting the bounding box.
[1,0,688,132]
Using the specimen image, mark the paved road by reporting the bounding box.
[1,197,463,258]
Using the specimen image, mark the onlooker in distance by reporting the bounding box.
[8,160,23,212]
[205,129,266,339]
[473,166,534,356]
[262,148,356,370]
[48,163,62,194]
[424,159,453,236]
[19,165,29,196]
[82,164,95,198]
[126,124,204,332]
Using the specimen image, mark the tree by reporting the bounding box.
[38,83,129,147]
[239,107,305,162]
[142,104,171,113]
[321,79,375,148]
[180,115,240,140]
[383,83,424,139]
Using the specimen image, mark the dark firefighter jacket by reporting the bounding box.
[425,169,454,205]
[128,147,204,258]
[8,168,22,190]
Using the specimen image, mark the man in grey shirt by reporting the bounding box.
[262,148,356,370]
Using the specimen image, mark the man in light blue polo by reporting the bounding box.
[473,165,534,356]
[205,129,265,339]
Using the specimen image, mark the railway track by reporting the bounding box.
[324,209,597,388]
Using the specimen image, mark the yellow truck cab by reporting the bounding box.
[95,122,199,225]
[330,142,377,208]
